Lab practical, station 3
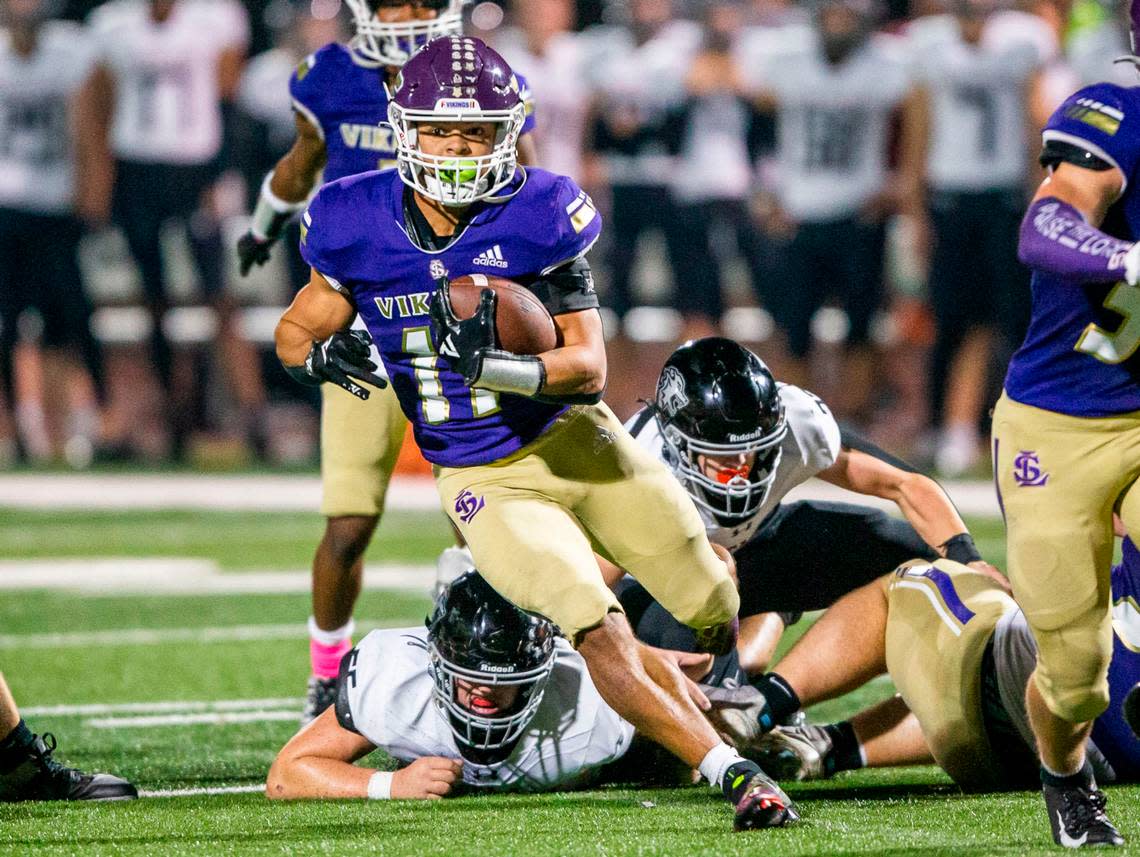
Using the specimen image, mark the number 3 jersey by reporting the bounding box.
[299,167,601,466]
[1004,82,1140,416]
[335,628,634,791]
[289,43,536,185]
[625,384,842,552]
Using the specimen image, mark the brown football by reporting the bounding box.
[447,274,558,356]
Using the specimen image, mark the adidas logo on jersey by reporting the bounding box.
[473,245,509,268]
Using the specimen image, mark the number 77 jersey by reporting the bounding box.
[299,166,601,467]
[1005,82,1140,416]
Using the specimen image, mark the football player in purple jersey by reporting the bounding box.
[235,0,537,723]
[274,36,798,831]
[988,2,1140,846]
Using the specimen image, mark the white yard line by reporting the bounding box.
[140,784,265,798]
[0,618,404,649]
[21,697,303,716]
[0,562,434,594]
[0,473,1003,517]
[89,710,300,728]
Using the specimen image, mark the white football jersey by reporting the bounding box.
[627,384,842,553]
[0,23,97,213]
[907,17,1040,191]
[753,38,910,221]
[88,0,249,165]
[340,628,634,791]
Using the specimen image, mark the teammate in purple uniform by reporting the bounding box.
[235,0,536,722]
[274,36,798,831]
[989,6,1140,846]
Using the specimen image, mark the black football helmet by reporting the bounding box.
[654,338,787,521]
[427,571,556,753]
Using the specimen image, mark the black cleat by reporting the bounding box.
[302,675,338,724]
[0,733,137,802]
[732,769,799,831]
[1044,781,1124,848]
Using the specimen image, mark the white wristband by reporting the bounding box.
[251,171,307,240]
[367,770,394,800]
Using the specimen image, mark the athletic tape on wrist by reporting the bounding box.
[475,353,544,397]
[367,770,394,800]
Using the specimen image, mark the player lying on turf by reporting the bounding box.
[727,544,1140,799]
[0,672,136,802]
[275,37,795,830]
[267,571,732,799]
[610,337,1001,678]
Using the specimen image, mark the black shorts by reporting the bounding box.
[0,207,91,349]
[620,499,936,651]
[772,216,886,358]
[927,187,1030,344]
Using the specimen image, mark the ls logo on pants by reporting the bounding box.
[1013,450,1049,487]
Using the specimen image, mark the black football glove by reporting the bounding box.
[429,279,500,385]
[283,329,388,400]
[237,230,274,277]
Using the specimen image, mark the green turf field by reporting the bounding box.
[2,509,1138,855]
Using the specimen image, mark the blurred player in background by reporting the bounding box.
[0,0,112,465]
[0,672,136,801]
[82,0,266,459]
[747,0,910,421]
[275,36,796,831]
[581,0,696,327]
[235,0,538,724]
[990,2,1140,842]
[901,0,1041,476]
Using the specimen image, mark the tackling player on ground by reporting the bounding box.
[274,36,796,830]
[235,0,536,722]
[986,3,1140,846]
[616,337,998,681]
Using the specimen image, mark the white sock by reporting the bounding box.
[697,742,745,789]
[307,616,355,645]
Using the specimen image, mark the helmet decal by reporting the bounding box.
[657,366,689,417]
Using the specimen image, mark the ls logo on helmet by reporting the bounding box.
[657,366,689,417]
[1012,450,1049,487]
[455,489,485,523]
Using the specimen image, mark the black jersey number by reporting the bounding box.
[803,107,866,171]
[0,98,68,165]
[135,63,194,135]
[954,85,998,156]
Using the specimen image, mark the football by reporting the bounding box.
[447,273,558,356]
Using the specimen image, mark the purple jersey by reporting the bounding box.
[1093,536,1140,779]
[299,167,601,466]
[1005,83,1140,416]
[290,43,536,184]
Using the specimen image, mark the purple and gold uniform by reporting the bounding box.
[300,165,736,640]
[1096,537,1140,778]
[993,81,1140,724]
[289,43,535,517]
[290,43,536,184]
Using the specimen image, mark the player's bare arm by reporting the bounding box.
[271,114,329,205]
[539,309,606,397]
[267,708,461,800]
[73,63,116,225]
[816,448,999,578]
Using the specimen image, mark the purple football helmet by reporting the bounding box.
[388,36,526,206]
[345,0,466,68]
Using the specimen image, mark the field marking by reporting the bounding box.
[0,618,404,649]
[21,697,303,717]
[0,473,1003,517]
[140,784,265,798]
[89,710,299,728]
[0,562,434,594]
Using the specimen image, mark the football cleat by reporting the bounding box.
[747,725,833,782]
[301,676,338,725]
[1043,781,1124,848]
[0,733,137,802]
[733,769,800,831]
